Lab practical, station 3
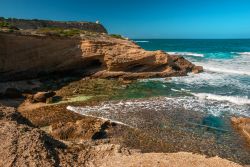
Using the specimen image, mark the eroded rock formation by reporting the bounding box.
[0,31,202,81]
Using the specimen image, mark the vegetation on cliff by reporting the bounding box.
[0,17,108,33]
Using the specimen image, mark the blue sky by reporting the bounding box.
[1,0,250,39]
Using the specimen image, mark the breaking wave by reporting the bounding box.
[192,93,250,105]
[201,66,250,75]
[134,40,149,43]
[234,52,250,56]
[167,52,204,57]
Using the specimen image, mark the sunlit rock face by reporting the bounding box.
[0,30,202,81]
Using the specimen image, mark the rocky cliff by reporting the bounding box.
[0,17,107,33]
[0,31,202,81]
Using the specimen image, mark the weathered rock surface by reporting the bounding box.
[0,31,202,81]
[0,106,242,167]
[50,118,117,141]
[32,91,56,103]
[0,106,66,167]
[231,117,250,144]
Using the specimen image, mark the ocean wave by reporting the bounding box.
[134,40,149,43]
[65,96,250,119]
[202,66,250,75]
[192,93,250,105]
[167,52,204,57]
[234,52,250,56]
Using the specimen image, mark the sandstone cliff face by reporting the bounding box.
[0,17,107,33]
[0,32,202,81]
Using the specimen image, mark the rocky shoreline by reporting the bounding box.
[0,18,249,166]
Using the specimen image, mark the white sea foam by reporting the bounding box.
[234,52,250,56]
[195,56,250,75]
[192,93,250,105]
[171,88,180,92]
[167,72,250,92]
[66,106,132,127]
[66,96,250,120]
[202,66,250,75]
[134,40,149,43]
[167,52,204,57]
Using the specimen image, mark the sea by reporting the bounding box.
[134,39,250,117]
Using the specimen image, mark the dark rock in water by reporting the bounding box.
[4,88,22,98]
[33,91,56,103]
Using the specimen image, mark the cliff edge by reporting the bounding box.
[0,17,107,33]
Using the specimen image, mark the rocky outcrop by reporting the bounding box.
[231,117,250,144]
[0,31,202,82]
[0,17,107,33]
[32,91,56,103]
[0,106,66,166]
[0,106,242,167]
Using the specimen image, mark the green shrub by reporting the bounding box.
[0,21,11,28]
[109,34,124,39]
[37,27,82,37]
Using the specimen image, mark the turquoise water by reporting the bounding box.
[133,39,250,117]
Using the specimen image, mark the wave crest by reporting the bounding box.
[234,52,250,56]
[192,93,250,105]
[134,40,149,43]
[167,52,204,57]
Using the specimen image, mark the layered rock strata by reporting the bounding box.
[0,32,202,82]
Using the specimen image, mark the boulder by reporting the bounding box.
[33,91,56,103]
[192,66,204,74]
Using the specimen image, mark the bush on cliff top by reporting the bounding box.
[109,34,125,39]
[0,21,19,32]
[36,27,100,37]
[0,21,11,28]
[37,27,82,37]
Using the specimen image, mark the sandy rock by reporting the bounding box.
[192,65,204,74]
[50,118,116,141]
[0,106,66,167]
[231,117,250,144]
[32,91,56,103]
